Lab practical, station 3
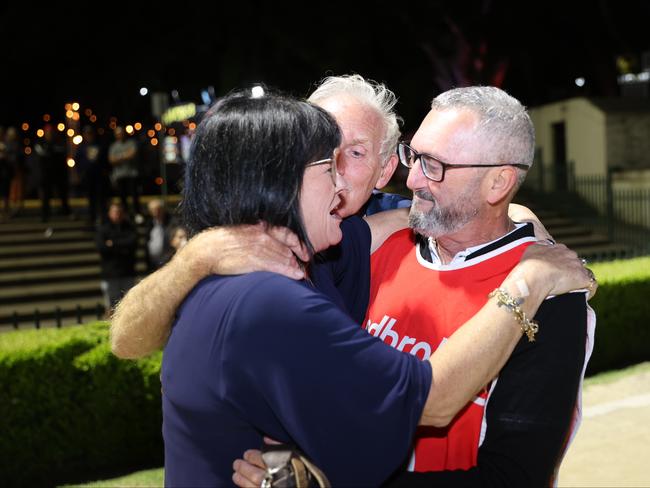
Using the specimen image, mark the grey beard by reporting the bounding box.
[408,190,479,238]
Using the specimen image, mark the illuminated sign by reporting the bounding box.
[162,103,196,125]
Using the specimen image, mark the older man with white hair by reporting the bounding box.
[307,74,410,217]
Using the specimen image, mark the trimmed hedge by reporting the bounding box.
[585,256,650,375]
[0,322,163,487]
[0,257,648,485]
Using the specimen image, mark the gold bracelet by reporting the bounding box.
[488,288,539,342]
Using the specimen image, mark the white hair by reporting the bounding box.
[308,74,402,165]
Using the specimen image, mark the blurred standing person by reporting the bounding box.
[157,222,188,267]
[144,198,174,271]
[108,126,142,222]
[75,125,111,225]
[34,124,70,222]
[168,223,188,254]
[6,126,26,216]
[95,201,138,315]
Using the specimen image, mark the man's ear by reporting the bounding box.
[486,166,519,205]
[375,153,399,189]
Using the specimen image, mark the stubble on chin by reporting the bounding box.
[408,190,478,239]
[408,192,442,238]
[409,207,440,238]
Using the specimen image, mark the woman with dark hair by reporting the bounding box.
[161,89,591,487]
[180,92,339,254]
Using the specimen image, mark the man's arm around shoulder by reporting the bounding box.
[110,224,309,359]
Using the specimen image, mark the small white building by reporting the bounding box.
[528,96,650,227]
[529,96,650,184]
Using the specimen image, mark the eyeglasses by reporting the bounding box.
[306,149,339,186]
[397,142,529,183]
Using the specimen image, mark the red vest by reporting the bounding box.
[365,229,533,471]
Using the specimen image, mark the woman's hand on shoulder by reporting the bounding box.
[514,242,597,299]
[508,203,554,241]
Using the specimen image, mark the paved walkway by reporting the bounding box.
[558,363,650,487]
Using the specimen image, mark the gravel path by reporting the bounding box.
[558,363,650,487]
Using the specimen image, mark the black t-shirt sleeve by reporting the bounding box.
[385,293,588,487]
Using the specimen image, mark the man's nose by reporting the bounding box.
[335,152,348,176]
[335,171,349,193]
[406,158,428,192]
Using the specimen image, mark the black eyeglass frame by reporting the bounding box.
[397,142,529,183]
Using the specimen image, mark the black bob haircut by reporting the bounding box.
[181,88,341,256]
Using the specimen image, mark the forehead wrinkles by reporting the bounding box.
[331,102,384,152]
[342,135,371,147]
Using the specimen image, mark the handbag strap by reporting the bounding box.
[261,444,331,488]
[295,453,330,488]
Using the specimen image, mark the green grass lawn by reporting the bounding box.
[60,467,164,488]
[583,360,650,387]
[588,256,650,283]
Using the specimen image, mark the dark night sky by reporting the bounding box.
[1,1,649,134]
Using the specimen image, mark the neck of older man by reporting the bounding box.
[434,206,513,265]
